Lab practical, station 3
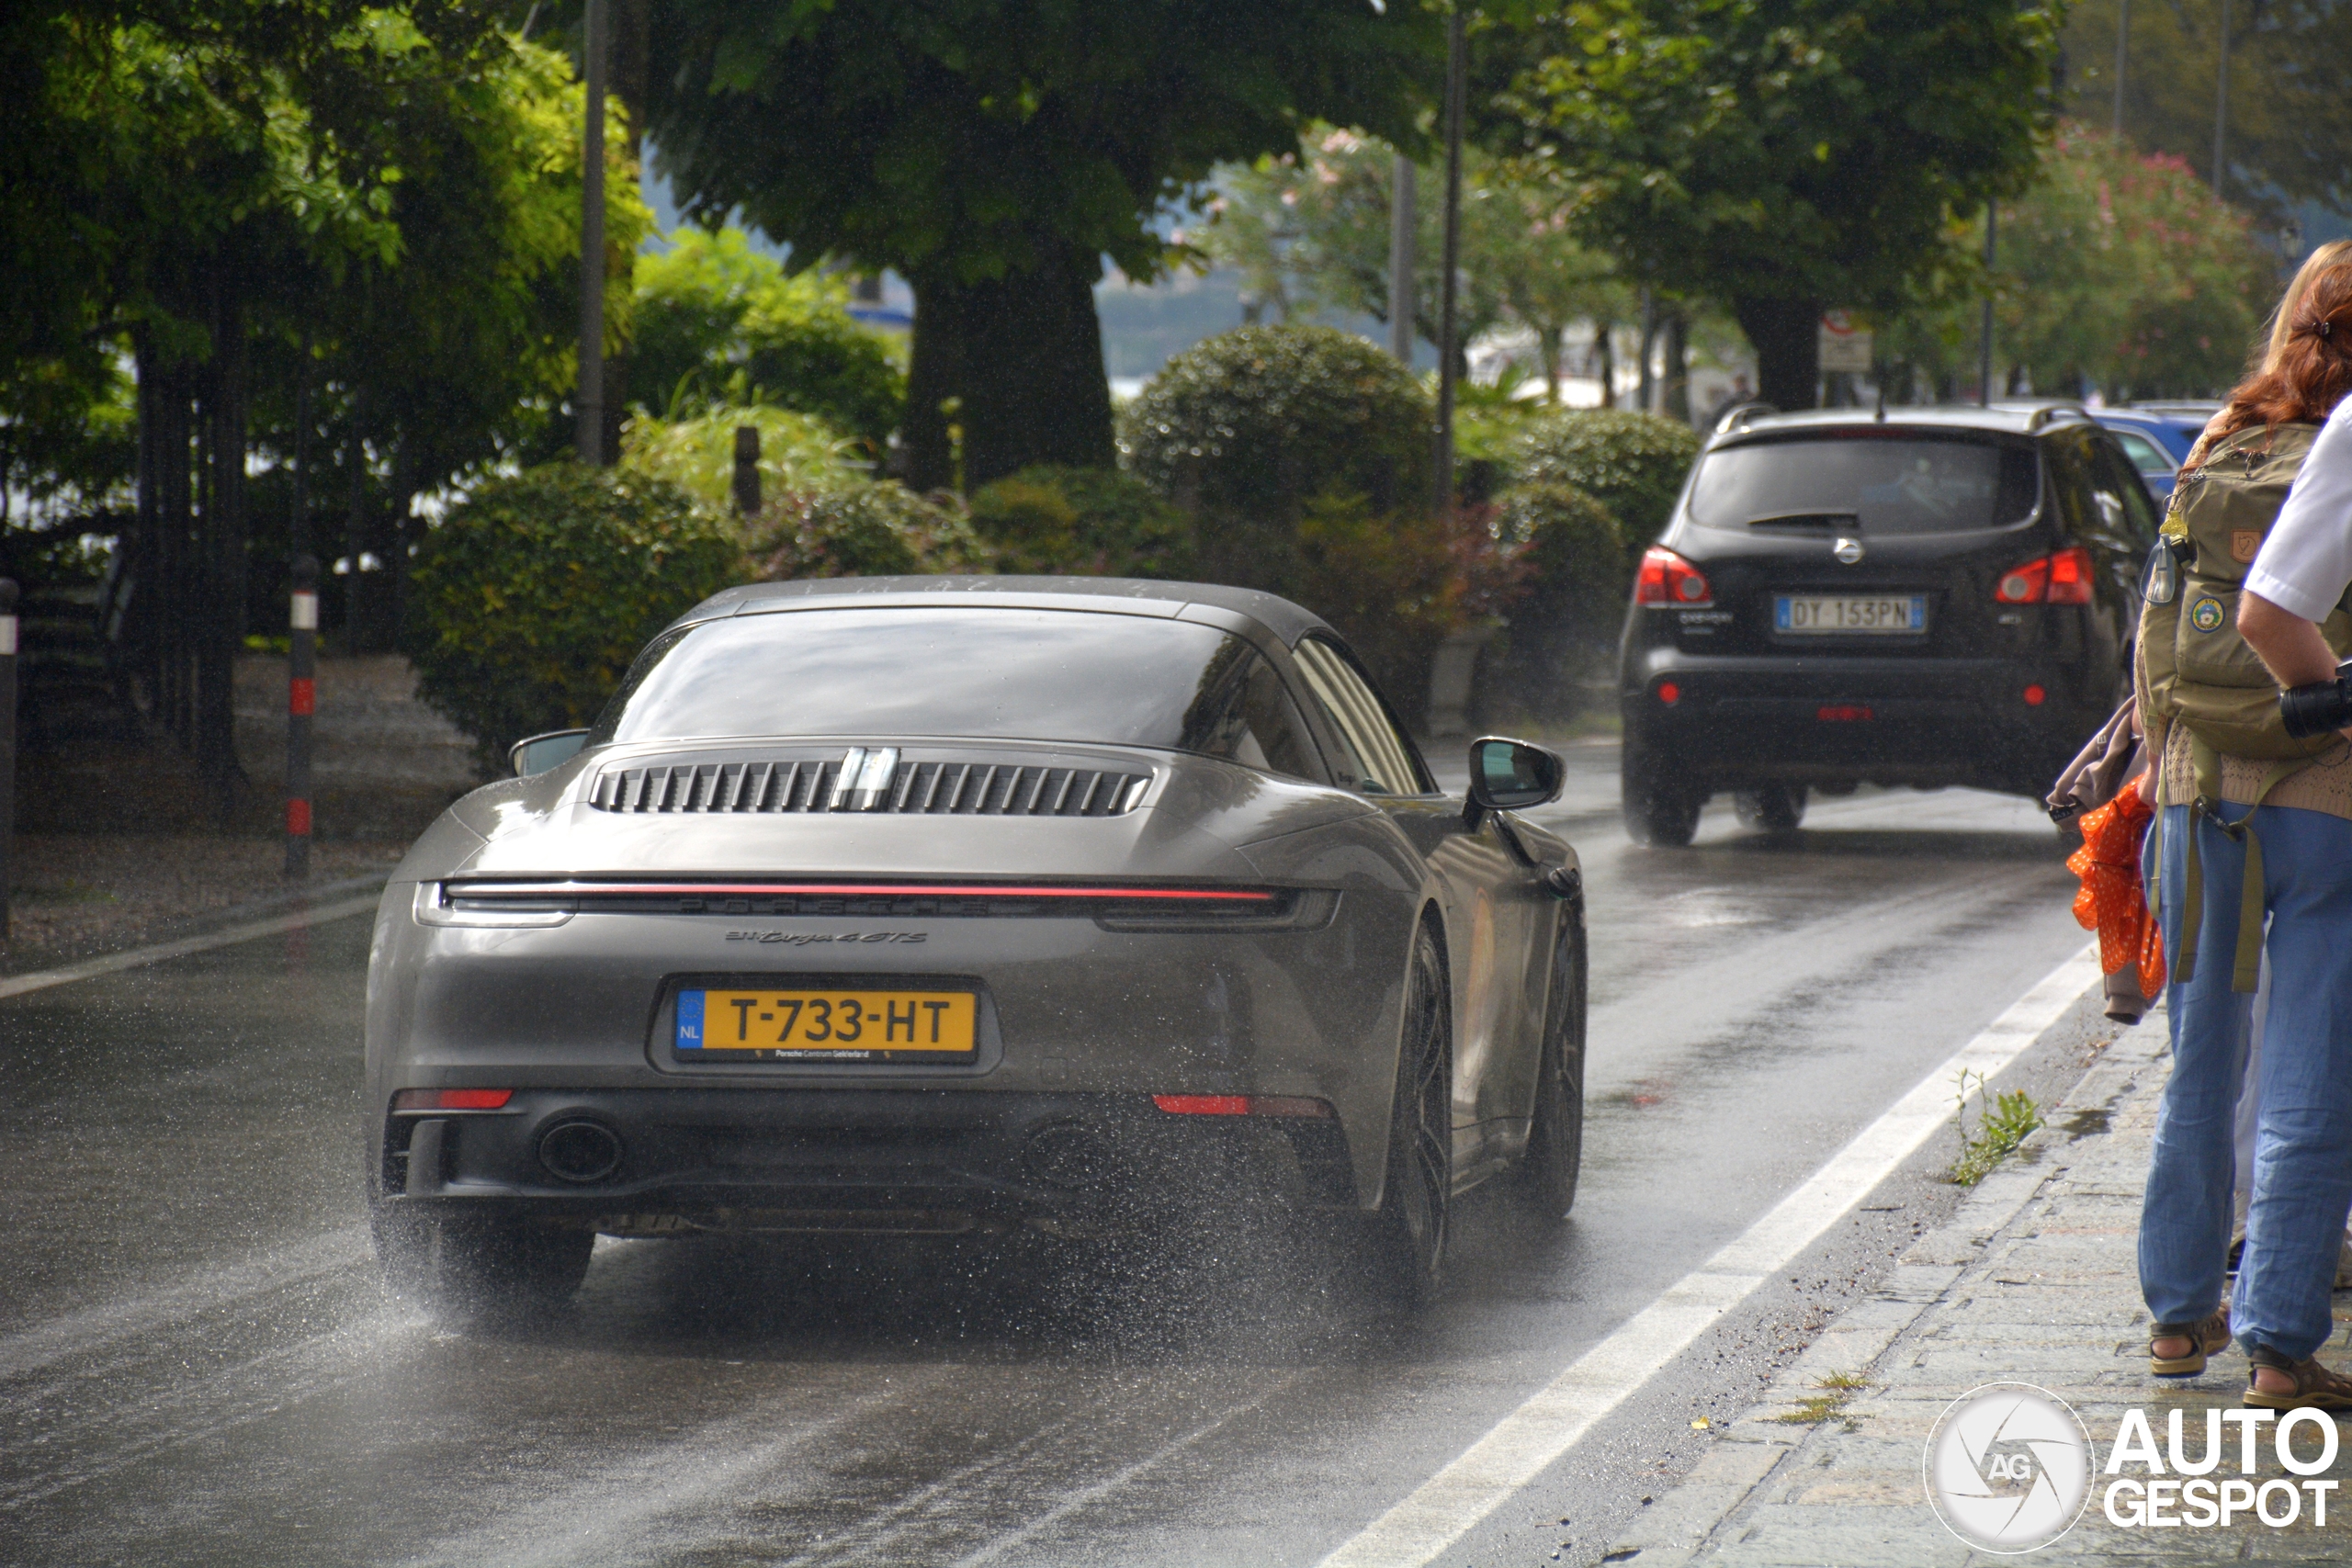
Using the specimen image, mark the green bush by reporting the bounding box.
[1509,409,1699,546]
[406,463,744,773]
[631,228,905,451]
[967,465,1193,579]
[1119,325,1431,596]
[1296,488,1460,716]
[753,479,988,581]
[1487,481,1630,721]
[621,404,863,514]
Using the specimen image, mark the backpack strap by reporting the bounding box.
[2176,735,2310,992]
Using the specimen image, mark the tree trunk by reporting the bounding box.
[1662,310,1690,424]
[1592,321,1614,409]
[895,241,1114,494]
[1731,297,1822,412]
[197,288,247,810]
[891,265,968,493]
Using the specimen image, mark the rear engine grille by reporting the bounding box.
[589,758,1148,818]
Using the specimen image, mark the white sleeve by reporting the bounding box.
[2246,399,2352,621]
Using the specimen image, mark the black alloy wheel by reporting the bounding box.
[1374,922,1453,1304]
[1733,784,1806,833]
[1517,911,1587,1220]
[371,1198,594,1320]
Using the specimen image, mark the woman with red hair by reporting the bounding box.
[2141,251,2352,1409]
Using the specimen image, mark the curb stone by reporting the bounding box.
[1602,1010,2170,1566]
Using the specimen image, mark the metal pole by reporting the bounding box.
[1388,155,1417,365]
[0,579,17,942]
[576,0,608,465]
[1432,5,1466,516]
[2211,0,2230,202]
[286,556,317,878]
[1979,203,1998,407]
[2113,0,2130,136]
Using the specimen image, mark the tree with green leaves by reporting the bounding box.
[642,0,1442,491]
[1495,0,2056,408]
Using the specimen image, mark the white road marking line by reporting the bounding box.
[1317,939,2103,1568]
[0,891,382,1000]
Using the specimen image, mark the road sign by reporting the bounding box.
[1819,310,1873,373]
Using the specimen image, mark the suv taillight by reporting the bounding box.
[1996,547,2094,606]
[1635,546,1713,607]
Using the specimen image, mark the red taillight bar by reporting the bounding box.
[447,881,1276,903]
[393,1089,514,1111]
[1153,1093,1333,1119]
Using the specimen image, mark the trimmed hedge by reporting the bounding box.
[1509,410,1699,546]
[752,479,987,581]
[967,464,1193,579]
[405,463,743,773]
[1488,481,1630,720]
[1119,325,1431,596]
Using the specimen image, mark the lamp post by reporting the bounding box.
[1432,4,1466,515]
[576,0,608,465]
[1389,156,1416,366]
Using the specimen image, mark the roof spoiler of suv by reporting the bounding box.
[1712,400,1779,437]
[2026,402,2094,433]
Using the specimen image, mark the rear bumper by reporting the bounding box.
[374,1089,1360,1234]
[1620,652,2106,789]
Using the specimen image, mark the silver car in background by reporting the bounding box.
[366,578,1587,1312]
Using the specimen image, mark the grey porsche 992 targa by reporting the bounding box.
[366,577,1588,1312]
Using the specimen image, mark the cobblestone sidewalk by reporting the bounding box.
[1609,1010,2352,1565]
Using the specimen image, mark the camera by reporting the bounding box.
[2279,659,2352,739]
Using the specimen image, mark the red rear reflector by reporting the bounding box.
[1657,682,1681,705]
[451,881,1273,903]
[1634,546,1713,608]
[1816,705,1872,722]
[1152,1094,1333,1119]
[2023,684,2047,706]
[1154,1094,1250,1116]
[393,1089,514,1111]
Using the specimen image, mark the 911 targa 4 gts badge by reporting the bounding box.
[725,930,928,945]
[2190,597,2227,632]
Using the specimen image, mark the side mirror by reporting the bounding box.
[510,728,591,778]
[1467,736,1565,813]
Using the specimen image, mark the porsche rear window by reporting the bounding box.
[1689,435,2041,535]
[587,606,1321,778]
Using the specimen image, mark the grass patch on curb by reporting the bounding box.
[1947,1068,2043,1186]
[1771,1373,1871,1425]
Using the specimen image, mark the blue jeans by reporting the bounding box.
[2142,801,2352,1360]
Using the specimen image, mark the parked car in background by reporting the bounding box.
[1617,404,2158,845]
[2094,403,2218,502]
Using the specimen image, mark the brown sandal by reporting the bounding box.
[2245,1345,2352,1410]
[2149,1307,2232,1376]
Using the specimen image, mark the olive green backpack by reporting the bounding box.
[2136,420,2346,988]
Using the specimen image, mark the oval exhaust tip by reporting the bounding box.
[538,1120,624,1183]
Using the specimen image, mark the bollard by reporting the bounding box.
[732,424,761,516]
[0,579,16,941]
[286,556,317,879]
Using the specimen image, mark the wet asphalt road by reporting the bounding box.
[0,743,2118,1567]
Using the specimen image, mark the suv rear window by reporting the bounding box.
[1689,434,2041,536]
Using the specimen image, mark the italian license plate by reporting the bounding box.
[1774,594,1928,635]
[675,987,978,1062]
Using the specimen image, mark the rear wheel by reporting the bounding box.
[1733,784,1806,833]
[1369,923,1453,1303]
[1624,783,1702,846]
[372,1201,594,1320]
[1518,912,1587,1220]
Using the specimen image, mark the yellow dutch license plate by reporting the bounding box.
[676,987,978,1061]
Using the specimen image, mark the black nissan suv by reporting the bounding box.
[1617,404,2157,845]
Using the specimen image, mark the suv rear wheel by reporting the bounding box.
[1624,782,1702,846]
[1734,784,1806,833]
